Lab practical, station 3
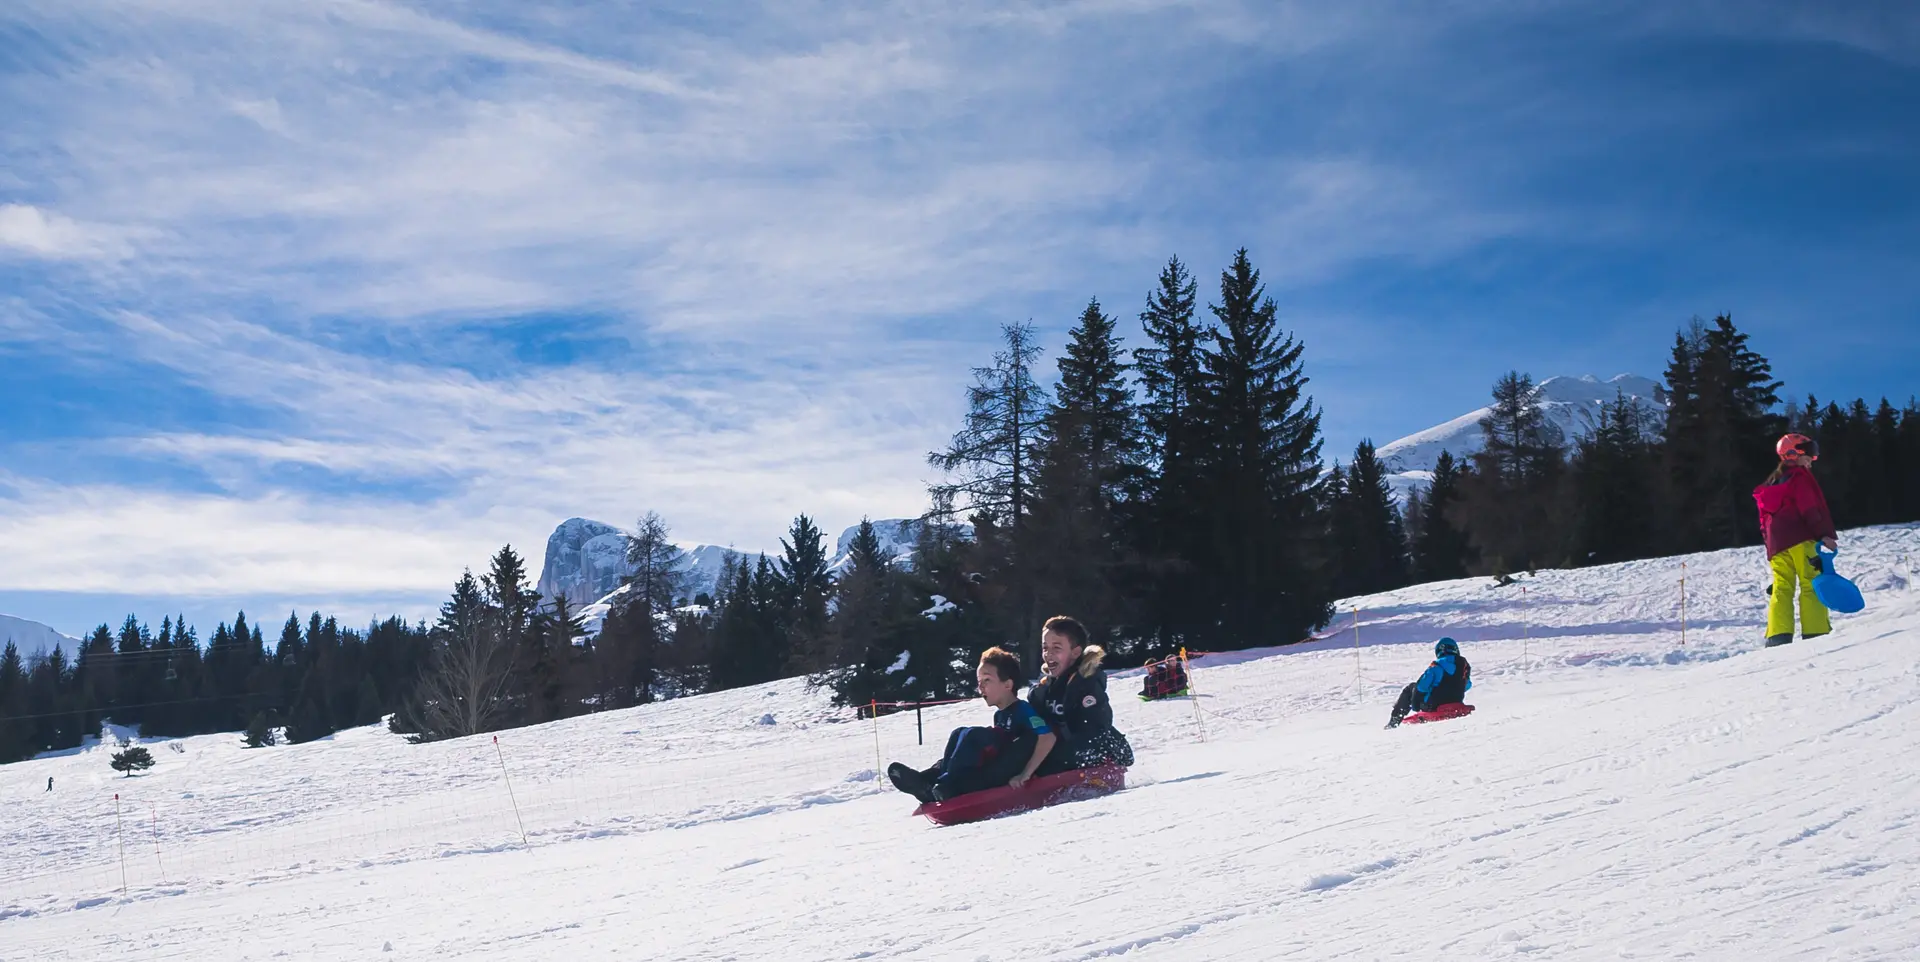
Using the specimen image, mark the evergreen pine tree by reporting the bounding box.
[74,625,116,739]
[1131,256,1211,654]
[110,745,155,776]
[113,615,150,729]
[929,321,1048,667]
[1457,372,1568,575]
[1661,315,1784,551]
[243,711,277,748]
[352,675,383,727]
[708,553,792,691]
[1840,398,1892,526]
[277,614,304,670]
[1872,399,1904,527]
[483,546,539,646]
[0,642,29,763]
[1326,440,1410,598]
[544,594,588,715]
[776,514,834,673]
[819,519,908,705]
[32,645,81,752]
[603,514,685,706]
[1029,297,1146,653]
[1804,400,1859,528]
[1400,484,1427,568]
[161,623,204,739]
[1188,249,1329,648]
[483,544,552,722]
[399,571,516,741]
[1900,400,1920,523]
[1416,452,1475,581]
[1570,393,1664,565]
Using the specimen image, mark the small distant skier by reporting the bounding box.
[1753,433,1839,648]
[1387,638,1473,729]
[46,776,53,792]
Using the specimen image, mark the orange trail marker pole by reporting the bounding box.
[1182,648,1207,743]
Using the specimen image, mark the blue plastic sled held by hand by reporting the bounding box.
[1814,547,1866,614]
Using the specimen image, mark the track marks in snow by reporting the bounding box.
[1820,858,1887,878]
[1152,770,1226,786]
[1302,856,1404,892]
[1059,913,1241,961]
[1779,808,1862,847]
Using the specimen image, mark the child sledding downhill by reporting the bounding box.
[1386,638,1473,729]
[1753,433,1840,648]
[887,647,1064,805]
[1029,616,1134,769]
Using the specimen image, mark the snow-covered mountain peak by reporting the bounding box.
[1375,373,1665,501]
[0,613,78,661]
[540,517,938,635]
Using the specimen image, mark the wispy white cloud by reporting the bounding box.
[0,204,132,260]
[14,304,945,585]
[0,473,511,596]
[7,0,1530,328]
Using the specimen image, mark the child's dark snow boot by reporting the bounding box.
[887,763,937,804]
[1764,634,1793,648]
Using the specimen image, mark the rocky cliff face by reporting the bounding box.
[536,518,636,609]
[537,517,939,619]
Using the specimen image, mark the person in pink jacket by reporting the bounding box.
[1752,433,1839,648]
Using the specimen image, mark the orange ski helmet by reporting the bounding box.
[1775,433,1818,461]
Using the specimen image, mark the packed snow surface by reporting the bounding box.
[5,526,1919,960]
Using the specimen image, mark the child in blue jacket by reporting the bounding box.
[1386,638,1473,729]
[887,647,1063,804]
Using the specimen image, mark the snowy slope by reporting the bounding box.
[1377,374,1663,502]
[5,526,1920,961]
[0,613,77,661]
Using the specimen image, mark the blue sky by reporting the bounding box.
[2,0,1916,638]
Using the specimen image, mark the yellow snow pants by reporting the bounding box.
[1767,541,1831,639]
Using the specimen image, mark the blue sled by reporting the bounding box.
[1814,547,1866,614]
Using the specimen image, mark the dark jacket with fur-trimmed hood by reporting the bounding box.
[1026,646,1134,770]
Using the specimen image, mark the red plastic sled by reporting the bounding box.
[912,764,1128,826]
[1402,703,1475,725]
